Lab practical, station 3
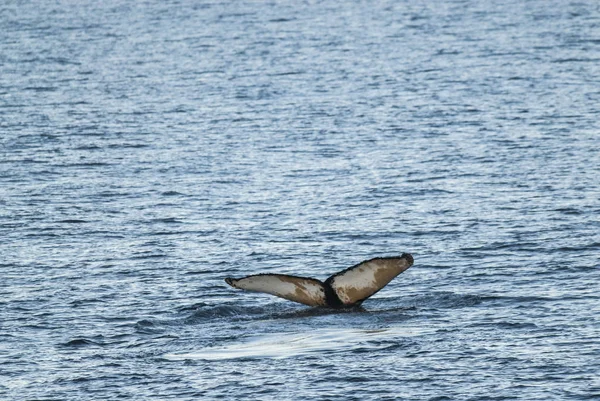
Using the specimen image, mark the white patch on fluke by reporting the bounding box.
[225,254,414,308]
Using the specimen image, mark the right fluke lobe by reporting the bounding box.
[324,254,414,306]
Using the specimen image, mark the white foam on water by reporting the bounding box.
[165,326,432,360]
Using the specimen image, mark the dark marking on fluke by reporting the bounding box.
[224,253,414,308]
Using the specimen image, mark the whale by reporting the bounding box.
[225,253,414,308]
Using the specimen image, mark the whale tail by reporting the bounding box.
[225,254,414,308]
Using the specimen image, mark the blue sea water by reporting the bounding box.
[1,0,599,399]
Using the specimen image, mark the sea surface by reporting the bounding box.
[1,0,599,399]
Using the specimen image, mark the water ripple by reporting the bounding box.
[2,0,599,399]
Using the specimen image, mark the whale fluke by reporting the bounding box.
[224,253,414,308]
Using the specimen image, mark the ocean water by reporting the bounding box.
[1,0,599,399]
